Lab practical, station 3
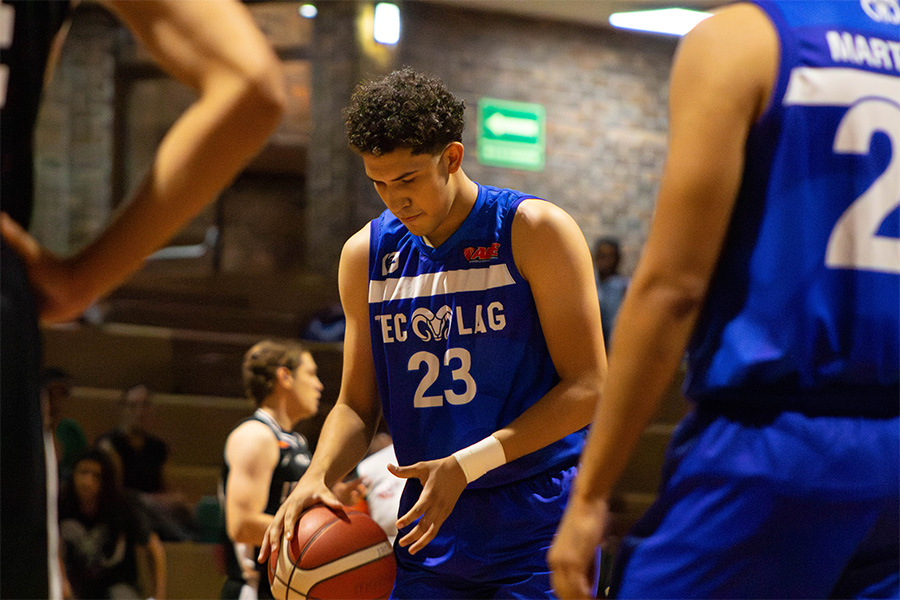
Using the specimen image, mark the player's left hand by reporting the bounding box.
[0,212,90,324]
[548,494,610,599]
[388,456,467,555]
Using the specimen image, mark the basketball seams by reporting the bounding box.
[287,541,393,597]
[277,540,306,600]
[282,508,342,599]
[296,511,341,566]
[270,506,396,600]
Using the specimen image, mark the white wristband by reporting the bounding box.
[452,435,506,484]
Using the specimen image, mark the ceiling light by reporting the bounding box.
[299,4,317,18]
[374,3,400,45]
[609,7,712,36]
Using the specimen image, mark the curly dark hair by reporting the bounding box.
[344,67,466,156]
[242,340,307,407]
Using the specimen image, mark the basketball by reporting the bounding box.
[268,505,396,600]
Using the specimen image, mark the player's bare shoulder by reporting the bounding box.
[339,223,373,315]
[678,3,778,119]
[511,199,591,282]
[341,224,371,271]
[225,419,280,468]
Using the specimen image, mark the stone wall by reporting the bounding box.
[303,2,676,276]
[33,7,117,255]
[32,1,678,284]
[397,2,676,275]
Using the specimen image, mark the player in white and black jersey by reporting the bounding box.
[221,340,322,600]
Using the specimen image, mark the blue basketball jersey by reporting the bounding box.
[368,183,585,489]
[684,0,900,413]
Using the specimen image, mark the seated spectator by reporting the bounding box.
[594,236,630,349]
[98,385,167,493]
[58,448,166,600]
[41,367,88,484]
[98,385,196,541]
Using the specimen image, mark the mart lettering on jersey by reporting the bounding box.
[826,30,900,72]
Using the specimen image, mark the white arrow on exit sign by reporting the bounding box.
[484,112,540,139]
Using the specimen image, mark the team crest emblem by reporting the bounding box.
[861,0,900,23]
[410,306,452,341]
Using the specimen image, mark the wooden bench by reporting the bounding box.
[149,541,227,600]
[43,322,344,399]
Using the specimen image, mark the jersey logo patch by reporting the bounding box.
[382,252,399,276]
[464,243,500,262]
[410,306,452,342]
[861,0,900,24]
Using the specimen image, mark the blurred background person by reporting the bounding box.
[0,1,285,596]
[98,385,196,542]
[98,385,168,496]
[41,367,88,484]
[58,448,166,600]
[594,237,629,351]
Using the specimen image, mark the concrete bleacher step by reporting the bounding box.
[42,322,344,400]
[67,386,252,461]
[45,321,342,462]
[65,383,335,504]
[66,386,251,504]
[103,270,340,337]
[101,298,307,338]
[167,465,224,507]
[160,542,227,600]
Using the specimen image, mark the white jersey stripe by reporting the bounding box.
[369,263,515,303]
[784,67,900,107]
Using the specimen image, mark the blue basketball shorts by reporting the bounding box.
[609,408,900,599]
[390,463,578,599]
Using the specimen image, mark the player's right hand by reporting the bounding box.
[548,494,610,599]
[388,455,467,555]
[258,475,347,564]
[0,212,89,324]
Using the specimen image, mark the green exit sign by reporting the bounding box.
[477,98,545,171]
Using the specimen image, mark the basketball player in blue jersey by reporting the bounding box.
[260,68,607,598]
[221,341,323,599]
[550,1,899,598]
[0,2,285,597]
